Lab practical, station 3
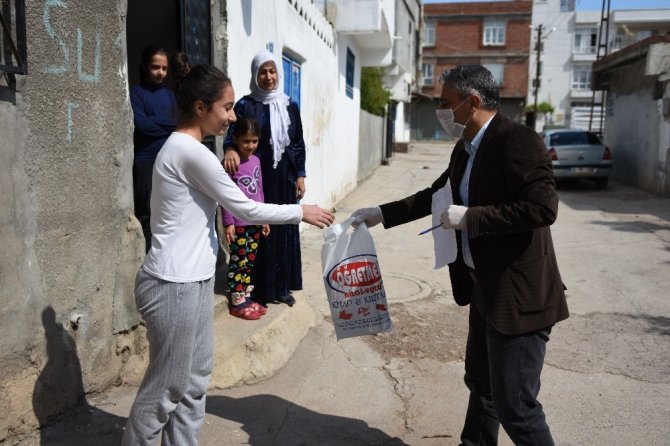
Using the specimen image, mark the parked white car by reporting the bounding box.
[540,129,613,189]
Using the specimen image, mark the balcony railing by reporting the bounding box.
[573,45,596,55]
[610,37,639,53]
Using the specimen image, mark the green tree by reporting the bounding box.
[360,67,391,117]
[524,101,555,114]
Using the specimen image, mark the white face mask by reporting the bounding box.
[435,97,471,139]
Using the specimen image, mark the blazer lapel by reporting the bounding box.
[450,139,469,205]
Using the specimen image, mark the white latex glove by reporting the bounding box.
[440,205,468,230]
[351,207,384,228]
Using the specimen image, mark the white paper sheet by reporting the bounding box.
[431,180,457,269]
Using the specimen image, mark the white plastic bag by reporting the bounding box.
[321,218,392,340]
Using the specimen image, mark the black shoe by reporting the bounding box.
[276,294,296,307]
[252,299,269,308]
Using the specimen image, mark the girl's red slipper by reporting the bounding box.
[229,305,262,320]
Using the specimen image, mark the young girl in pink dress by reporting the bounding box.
[221,117,270,320]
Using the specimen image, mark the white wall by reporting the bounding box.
[331,33,363,203]
[395,101,410,143]
[528,0,575,130]
[226,0,361,209]
[386,0,421,144]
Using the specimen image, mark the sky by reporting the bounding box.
[421,0,670,11]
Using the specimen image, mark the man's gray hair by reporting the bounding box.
[439,65,500,110]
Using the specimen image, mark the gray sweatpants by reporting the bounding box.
[122,268,215,446]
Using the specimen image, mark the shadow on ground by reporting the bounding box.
[556,180,670,223]
[588,219,670,234]
[206,394,408,446]
[35,404,126,446]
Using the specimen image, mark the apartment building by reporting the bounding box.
[413,0,531,140]
[383,0,422,153]
[528,0,670,132]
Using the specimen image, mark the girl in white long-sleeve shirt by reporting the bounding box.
[122,65,333,446]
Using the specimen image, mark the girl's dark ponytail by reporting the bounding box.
[174,65,232,120]
[169,51,191,83]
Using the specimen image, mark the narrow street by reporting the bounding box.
[34,141,670,445]
[197,141,670,445]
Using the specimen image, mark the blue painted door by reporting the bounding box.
[282,55,301,107]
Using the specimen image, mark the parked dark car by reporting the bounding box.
[540,129,613,189]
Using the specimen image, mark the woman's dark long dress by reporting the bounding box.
[223,95,306,303]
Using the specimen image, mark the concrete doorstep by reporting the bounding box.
[209,290,316,390]
[207,241,318,390]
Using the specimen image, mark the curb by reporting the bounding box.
[209,293,316,389]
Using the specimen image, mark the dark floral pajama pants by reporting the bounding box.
[227,225,262,308]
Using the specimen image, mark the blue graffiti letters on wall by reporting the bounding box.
[43,0,69,74]
[66,101,79,142]
[43,0,102,83]
[43,0,106,142]
[77,29,101,83]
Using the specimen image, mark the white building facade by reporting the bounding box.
[384,0,422,149]
[528,0,600,131]
[225,0,394,209]
[528,0,670,132]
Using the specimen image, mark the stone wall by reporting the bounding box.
[0,1,145,439]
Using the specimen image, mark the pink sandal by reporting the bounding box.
[249,302,267,316]
[229,305,262,320]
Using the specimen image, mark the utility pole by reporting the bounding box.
[532,23,543,130]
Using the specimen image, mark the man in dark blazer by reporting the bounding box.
[351,65,568,446]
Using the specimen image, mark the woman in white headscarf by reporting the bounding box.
[222,50,306,307]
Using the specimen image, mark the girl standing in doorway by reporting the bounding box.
[130,45,177,252]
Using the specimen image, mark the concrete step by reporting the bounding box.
[210,291,315,389]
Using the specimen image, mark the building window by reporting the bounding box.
[571,66,591,90]
[345,48,355,99]
[0,0,28,75]
[282,53,301,106]
[574,28,598,54]
[560,0,575,12]
[424,22,435,46]
[483,19,505,46]
[483,63,504,86]
[422,63,434,85]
